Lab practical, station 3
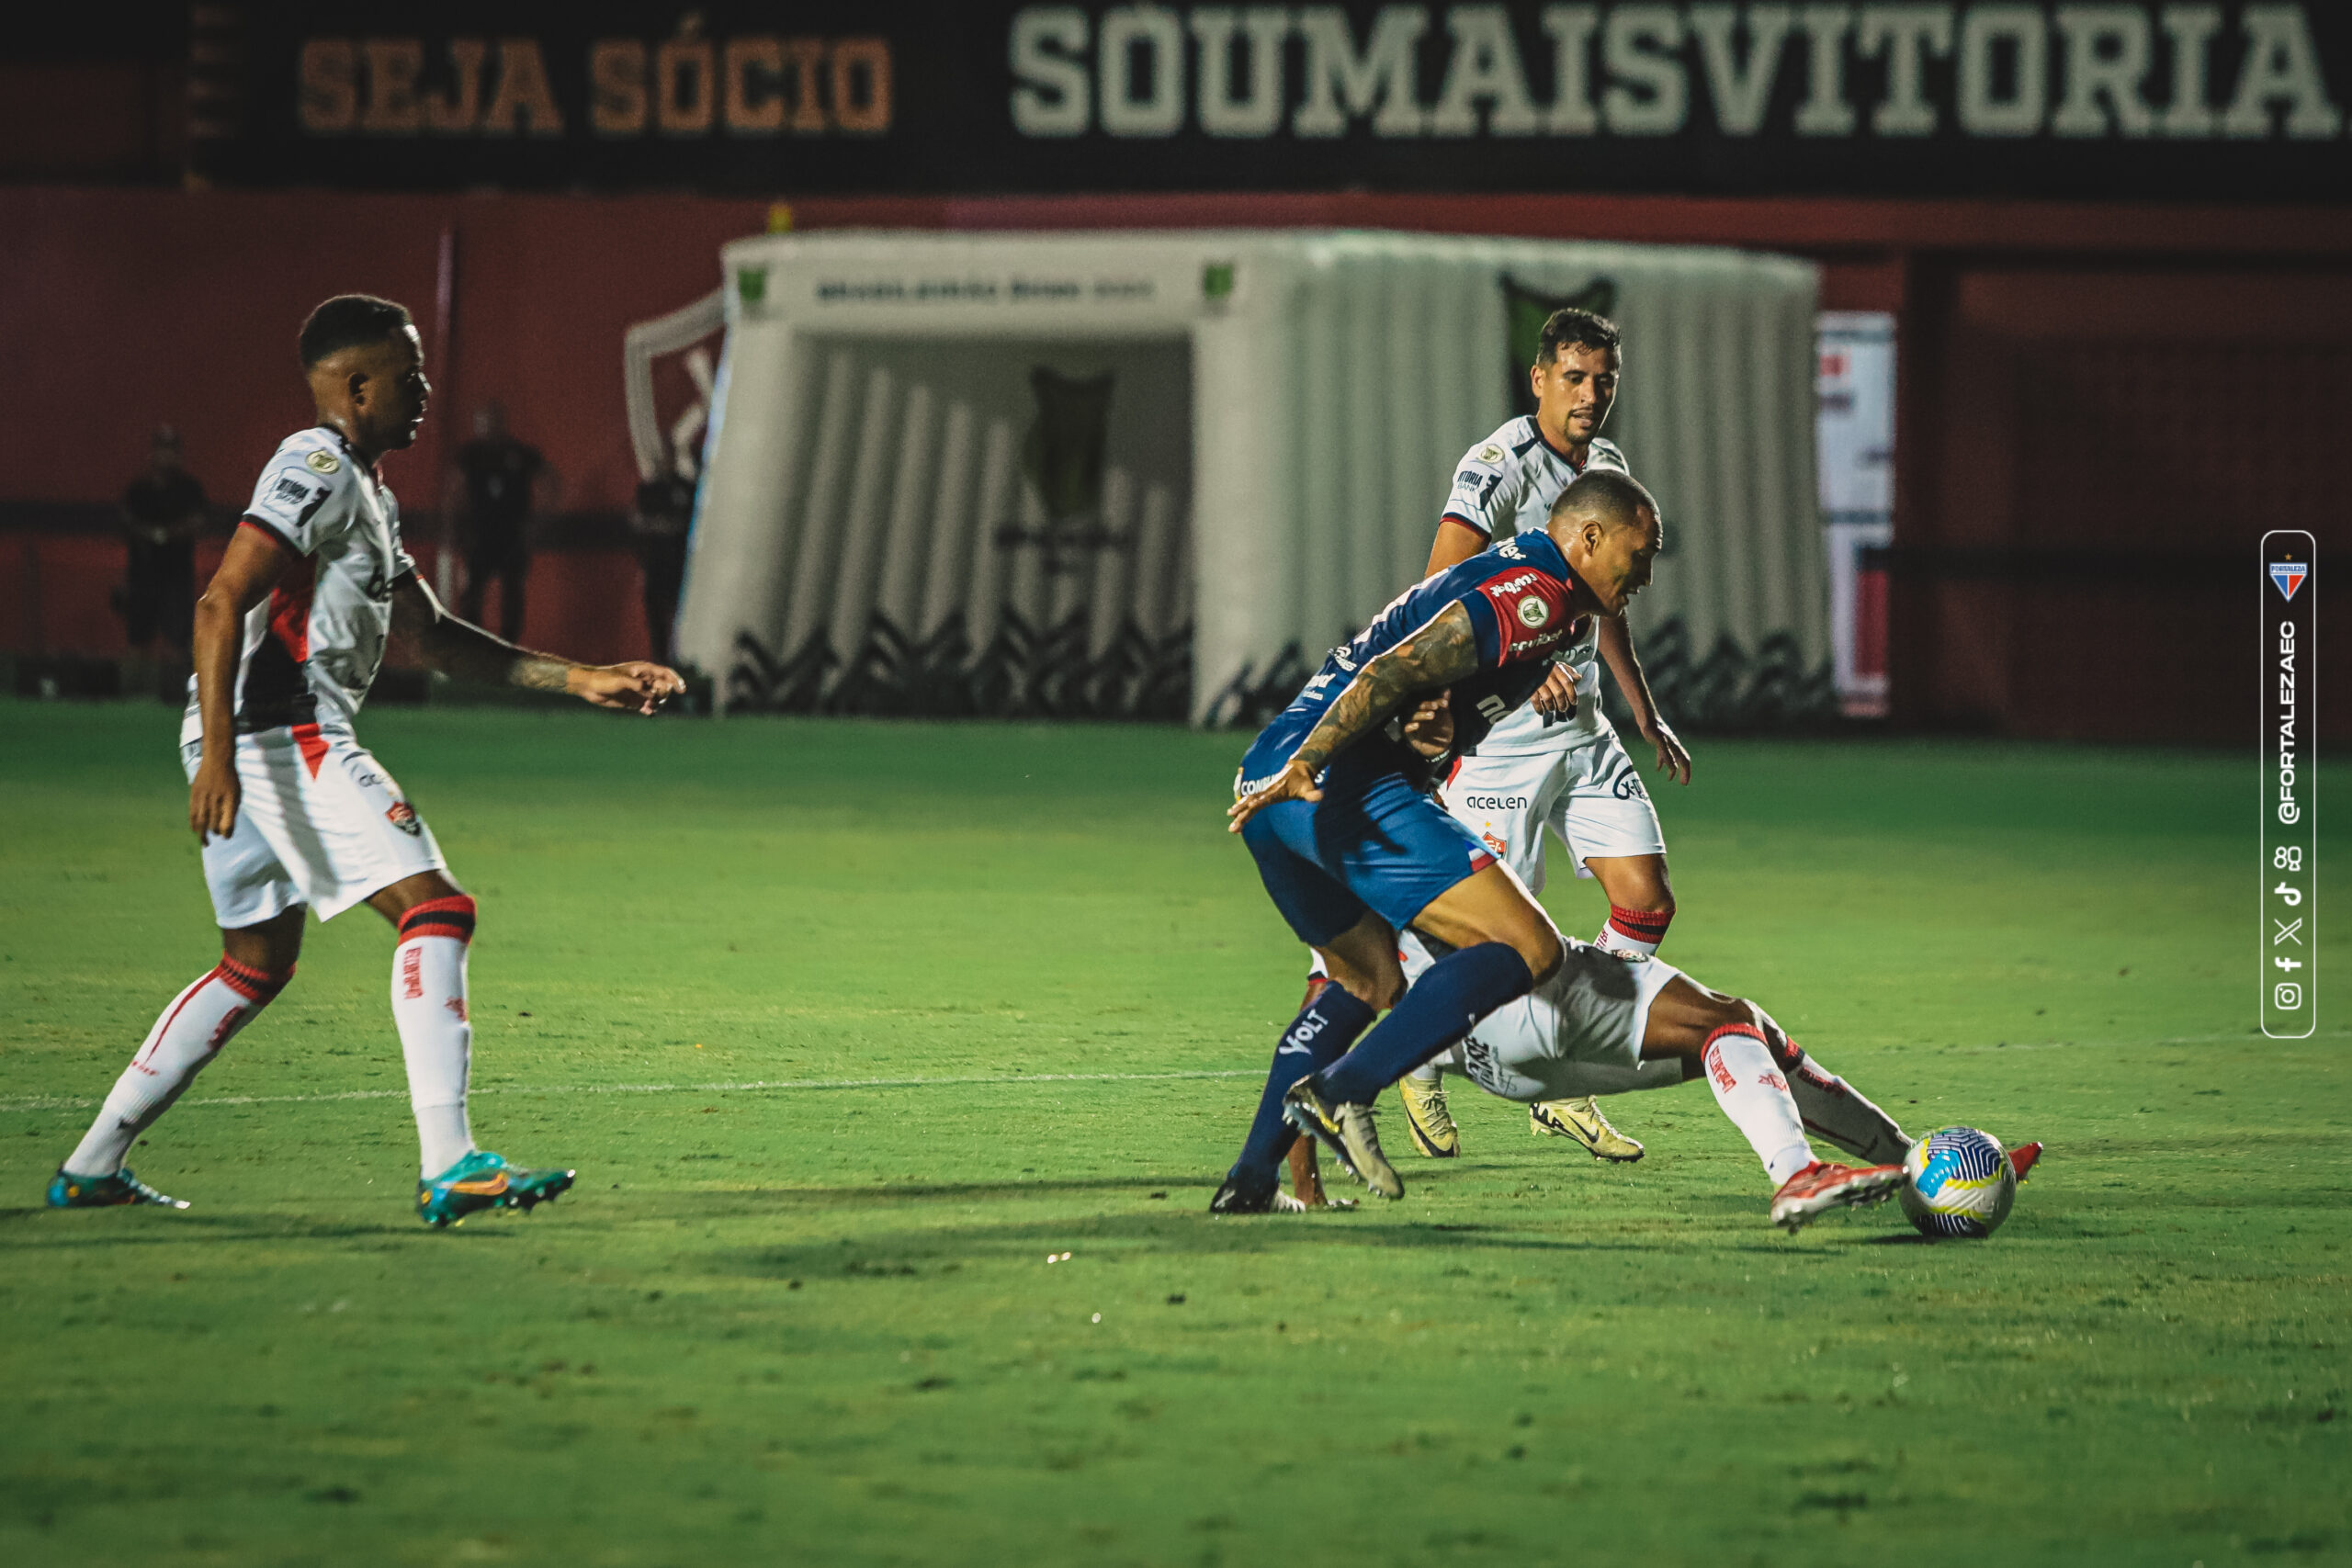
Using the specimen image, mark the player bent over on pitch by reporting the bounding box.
[1396,934,2037,1230]
[48,294,684,1227]
[1214,472,1657,1213]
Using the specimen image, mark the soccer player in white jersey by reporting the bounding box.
[46,295,684,1227]
[1392,932,2041,1228]
[1379,307,1691,1164]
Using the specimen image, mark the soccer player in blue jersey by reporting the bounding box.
[1211,470,1920,1225]
[1211,471,1660,1212]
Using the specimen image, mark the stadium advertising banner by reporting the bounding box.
[192,2,2352,198]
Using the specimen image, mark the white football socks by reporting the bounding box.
[1595,903,1673,958]
[1785,1051,1910,1166]
[62,956,289,1177]
[1701,1025,1816,1185]
[391,897,480,1178]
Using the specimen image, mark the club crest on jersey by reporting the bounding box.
[305,449,341,474]
[385,800,422,836]
[1516,596,1551,628]
[2270,560,2309,601]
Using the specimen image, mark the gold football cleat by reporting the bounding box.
[1530,1097,1645,1162]
[1397,1073,1462,1158]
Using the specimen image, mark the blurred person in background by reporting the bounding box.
[631,445,696,670]
[115,425,209,680]
[450,401,552,640]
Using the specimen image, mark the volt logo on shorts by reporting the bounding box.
[385,801,422,836]
[1611,773,1648,801]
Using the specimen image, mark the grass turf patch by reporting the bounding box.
[1,702,2346,1567]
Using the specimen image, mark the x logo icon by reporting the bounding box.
[2274,918,2304,946]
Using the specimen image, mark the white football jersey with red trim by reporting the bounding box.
[181,427,416,745]
[1439,417,1630,753]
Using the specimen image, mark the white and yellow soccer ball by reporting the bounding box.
[1899,1127,2018,1238]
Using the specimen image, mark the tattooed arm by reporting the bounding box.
[389,576,684,714]
[1227,601,1482,833]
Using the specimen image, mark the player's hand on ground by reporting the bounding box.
[1645,720,1692,785]
[1402,690,1453,758]
[1530,663,1577,718]
[567,662,686,715]
[1228,760,1321,833]
[189,757,240,843]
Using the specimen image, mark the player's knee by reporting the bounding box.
[1747,1004,1801,1067]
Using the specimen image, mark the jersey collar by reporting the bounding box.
[321,425,383,482]
[1530,419,1589,470]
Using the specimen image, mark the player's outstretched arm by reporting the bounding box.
[188,525,294,842]
[1596,614,1690,784]
[389,578,684,715]
[1227,603,1480,833]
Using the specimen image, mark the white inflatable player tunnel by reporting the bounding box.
[677,230,1825,726]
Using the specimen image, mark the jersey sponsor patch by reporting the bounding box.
[266,472,317,509]
[1476,568,1571,665]
[252,468,334,538]
[306,448,341,474]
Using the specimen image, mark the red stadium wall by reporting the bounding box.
[2,186,2344,739]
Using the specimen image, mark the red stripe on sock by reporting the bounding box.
[216,954,295,1000]
[399,894,478,946]
[1607,904,1674,941]
[401,896,477,919]
[137,967,223,1066]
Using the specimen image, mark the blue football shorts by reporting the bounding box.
[1240,762,1497,946]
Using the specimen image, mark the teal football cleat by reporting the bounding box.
[48,1167,189,1210]
[416,1150,576,1228]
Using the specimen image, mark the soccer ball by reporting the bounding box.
[1899,1127,2018,1238]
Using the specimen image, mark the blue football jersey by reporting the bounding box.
[1239,530,1588,792]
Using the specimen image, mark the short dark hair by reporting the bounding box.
[1538,307,1622,365]
[1549,468,1657,531]
[299,294,413,368]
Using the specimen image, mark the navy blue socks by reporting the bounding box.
[1229,983,1377,1184]
[1315,942,1534,1104]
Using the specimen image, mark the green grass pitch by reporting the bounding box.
[1,701,2345,1568]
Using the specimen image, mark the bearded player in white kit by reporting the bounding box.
[1392,307,1691,1166]
[46,295,684,1226]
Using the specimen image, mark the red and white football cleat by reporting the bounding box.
[1770,1159,1906,1233]
[2007,1142,2042,1183]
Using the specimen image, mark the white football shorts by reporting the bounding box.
[1404,937,1682,1102]
[1439,728,1666,894]
[180,726,447,928]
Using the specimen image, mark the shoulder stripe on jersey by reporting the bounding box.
[237,514,300,556]
[1510,432,1544,458]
